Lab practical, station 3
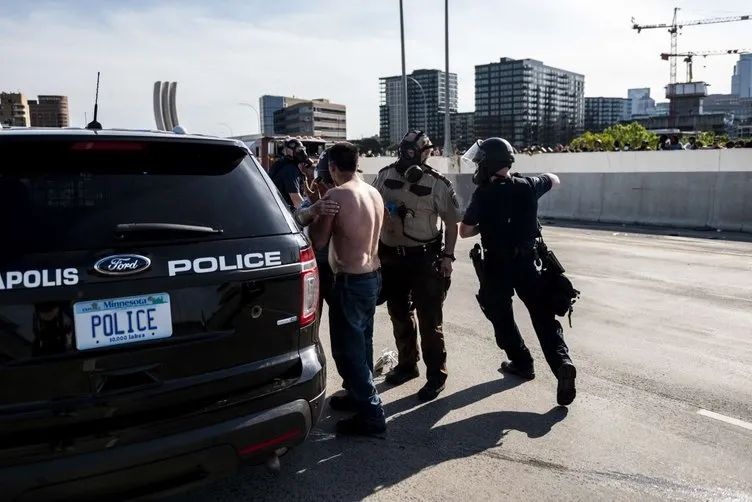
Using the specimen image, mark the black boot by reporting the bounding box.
[384,365,419,386]
[500,361,535,380]
[556,362,577,406]
[418,381,445,402]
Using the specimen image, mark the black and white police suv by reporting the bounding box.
[0,127,325,501]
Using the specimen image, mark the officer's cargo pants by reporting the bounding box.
[380,243,448,385]
[481,250,571,375]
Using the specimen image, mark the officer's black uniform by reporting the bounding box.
[270,138,309,211]
[373,130,462,402]
[462,137,577,406]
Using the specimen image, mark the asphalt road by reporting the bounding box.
[171,224,752,502]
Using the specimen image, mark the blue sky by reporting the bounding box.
[2,0,751,138]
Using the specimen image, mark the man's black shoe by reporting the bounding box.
[500,361,535,380]
[556,362,577,406]
[384,365,419,386]
[336,414,387,438]
[417,382,445,402]
[329,393,360,412]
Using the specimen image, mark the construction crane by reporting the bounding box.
[660,49,752,82]
[632,8,751,84]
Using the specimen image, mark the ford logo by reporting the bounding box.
[94,254,152,276]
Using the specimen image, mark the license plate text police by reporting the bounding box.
[74,293,173,351]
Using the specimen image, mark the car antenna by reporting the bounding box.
[86,72,103,130]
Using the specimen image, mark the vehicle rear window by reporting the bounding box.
[0,149,293,254]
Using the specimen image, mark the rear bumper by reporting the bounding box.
[1,354,327,502]
[2,394,325,502]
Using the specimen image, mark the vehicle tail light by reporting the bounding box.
[300,246,319,327]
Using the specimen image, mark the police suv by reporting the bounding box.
[0,128,325,500]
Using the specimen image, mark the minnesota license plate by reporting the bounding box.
[74,293,173,351]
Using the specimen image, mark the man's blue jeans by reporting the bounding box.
[328,269,385,424]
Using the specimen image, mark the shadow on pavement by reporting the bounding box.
[178,376,569,501]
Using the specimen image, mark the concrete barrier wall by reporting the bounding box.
[360,149,752,233]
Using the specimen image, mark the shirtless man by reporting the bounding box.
[309,142,386,437]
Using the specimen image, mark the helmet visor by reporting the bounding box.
[460,140,483,172]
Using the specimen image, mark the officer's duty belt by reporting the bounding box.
[382,240,441,257]
[484,245,537,260]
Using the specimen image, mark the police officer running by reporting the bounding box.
[373,130,462,401]
[458,137,577,406]
[269,137,312,211]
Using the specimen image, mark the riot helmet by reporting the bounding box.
[462,137,515,185]
[397,130,434,183]
[316,149,334,184]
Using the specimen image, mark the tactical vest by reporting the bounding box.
[377,163,445,247]
[475,176,540,254]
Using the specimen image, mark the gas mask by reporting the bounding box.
[293,148,311,166]
[398,164,425,184]
[397,130,433,183]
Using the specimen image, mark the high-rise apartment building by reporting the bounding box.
[731,54,752,98]
[379,69,458,146]
[0,92,30,127]
[474,58,585,148]
[450,112,476,150]
[273,98,346,142]
[584,97,631,132]
[29,95,70,127]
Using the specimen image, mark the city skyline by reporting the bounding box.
[1,0,751,138]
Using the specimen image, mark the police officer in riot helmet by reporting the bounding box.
[373,130,463,401]
[459,137,577,406]
[269,137,313,211]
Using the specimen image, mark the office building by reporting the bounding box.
[731,54,752,98]
[273,98,346,142]
[259,95,346,141]
[474,58,585,148]
[585,97,631,132]
[654,102,670,116]
[29,95,69,127]
[703,93,752,121]
[259,95,306,135]
[628,88,657,117]
[379,69,458,146]
[450,112,476,150]
[0,92,30,127]
[703,93,752,137]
